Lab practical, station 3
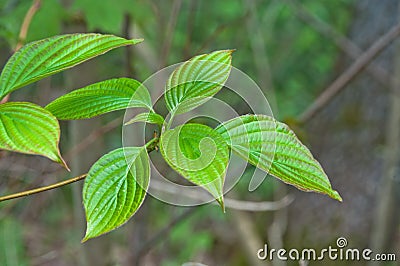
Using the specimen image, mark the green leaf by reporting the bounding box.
[46,78,152,120]
[82,147,150,241]
[124,112,164,126]
[160,123,229,208]
[215,115,342,201]
[0,102,67,169]
[0,33,143,100]
[165,50,233,115]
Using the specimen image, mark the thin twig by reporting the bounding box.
[123,13,134,77]
[150,179,294,211]
[196,13,249,54]
[298,23,400,124]
[0,136,159,203]
[159,0,182,67]
[0,174,87,202]
[285,0,391,88]
[225,195,294,211]
[1,170,294,210]
[15,0,41,51]
[245,0,273,92]
[183,0,197,58]
[0,0,41,104]
[64,117,122,161]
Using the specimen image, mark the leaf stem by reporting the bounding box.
[165,110,176,132]
[146,136,160,152]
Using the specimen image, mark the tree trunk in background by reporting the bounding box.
[230,211,267,266]
[287,0,400,255]
[369,3,400,261]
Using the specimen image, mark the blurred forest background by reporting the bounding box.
[0,0,399,265]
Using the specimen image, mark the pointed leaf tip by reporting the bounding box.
[131,38,144,44]
[216,114,341,201]
[82,147,150,241]
[160,124,229,203]
[165,50,233,114]
[0,102,67,168]
[46,78,152,120]
[331,190,343,202]
[57,155,70,172]
[0,33,143,99]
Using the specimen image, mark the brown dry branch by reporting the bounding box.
[196,13,249,55]
[285,0,392,89]
[299,23,400,124]
[159,0,182,67]
[149,178,294,211]
[15,0,42,51]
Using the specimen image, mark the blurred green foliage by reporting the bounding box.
[0,0,352,118]
[161,212,214,266]
[72,0,131,34]
[0,0,354,264]
[0,217,28,266]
